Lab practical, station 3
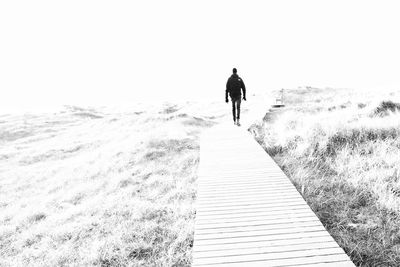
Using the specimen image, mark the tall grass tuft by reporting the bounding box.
[250,88,400,266]
[373,100,400,117]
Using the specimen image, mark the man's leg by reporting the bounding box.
[231,98,236,123]
[236,97,242,121]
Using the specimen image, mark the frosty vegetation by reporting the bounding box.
[0,102,231,266]
[250,88,400,266]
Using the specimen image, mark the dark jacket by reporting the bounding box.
[226,74,246,100]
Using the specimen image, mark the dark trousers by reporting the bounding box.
[231,96,241,121]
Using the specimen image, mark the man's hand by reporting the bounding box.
[225,99,229,103]
[243,96,247,101]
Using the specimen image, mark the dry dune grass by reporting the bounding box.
[251,87,400,266]
[0,101,233,266]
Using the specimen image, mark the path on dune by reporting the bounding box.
[192,98,355,266]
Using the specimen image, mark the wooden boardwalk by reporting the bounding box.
[192,124,354,266]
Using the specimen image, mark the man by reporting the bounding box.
[226,68,246,126]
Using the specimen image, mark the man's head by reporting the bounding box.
[232,68,237,74]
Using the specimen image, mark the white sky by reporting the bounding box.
[1,0,400,111]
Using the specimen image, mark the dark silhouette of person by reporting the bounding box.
[226,68,246,126]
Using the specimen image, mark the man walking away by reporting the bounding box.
[226,68,246,126]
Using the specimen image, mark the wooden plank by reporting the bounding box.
[198,173,289,179]
[196,196,303,204]
[198,182,296,190]
[198,177,289,183]
[197,184,294,192]
[196,196,304,206]
[195,220,324,235]
[196,193,305,204]
[193,124,354,266]
[195,214,319,227]
[198,186,298,195]
[194,228,331,246]
[194,241,339,258]
[196,195,305,206]
[198,188,299,199]
[197,187,299,196]
[288,262,355,267]
[196,201,306,212]
[193,235,335,252]
[199,173,287,180]
[196,203,310,215]
[196,208,315,221]
[194,247,345,265]
[195,217,321,231]
[198,178,290,185]
[194,225,327,241]
[193,255,352,267]
[198,179,291,186]
[199,168,284,174]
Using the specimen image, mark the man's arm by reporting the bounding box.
[241,79,246,100]
[225,78,230,102]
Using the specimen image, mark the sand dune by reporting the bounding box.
[0,94,269,266]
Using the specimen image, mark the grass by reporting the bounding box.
[0,101,236,266]
[250,87,400,266]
